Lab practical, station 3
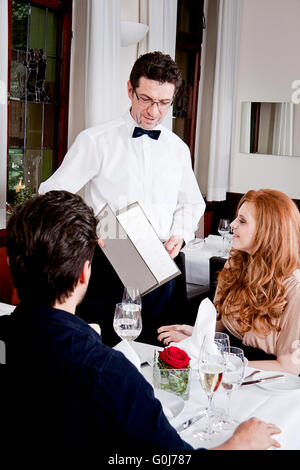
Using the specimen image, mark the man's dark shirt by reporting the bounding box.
[1,303,193,457]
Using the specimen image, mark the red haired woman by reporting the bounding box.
[158,189,300,375]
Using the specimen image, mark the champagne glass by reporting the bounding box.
[113,302,142,342]
[195,337,225,440]
[218,219,231,256]
[219,346,245,430]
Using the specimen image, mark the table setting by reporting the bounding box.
[182,235,225,286]
[1,297,300,450]
[182,218,235,287]
[124,298,300,450]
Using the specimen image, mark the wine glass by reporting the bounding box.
[214,332,230,351]
[224,227,234,257]
[122,286,142,306]
[219,346,245,430]
[195,336,225,440]
[113,302,142,342]
[218,219,231,256]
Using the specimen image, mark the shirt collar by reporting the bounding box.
[122,109,164,134]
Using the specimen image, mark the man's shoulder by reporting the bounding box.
[79,116,125,141]
[160,125,190,153]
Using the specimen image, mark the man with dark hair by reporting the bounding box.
[39,51,206,347]
[129,50,182,94]
[1,191,281,459]
[7,191,97,306]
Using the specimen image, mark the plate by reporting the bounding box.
[154,389,185,420]
[257,373,300,392]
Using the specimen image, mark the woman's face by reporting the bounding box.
[231,202,257,254]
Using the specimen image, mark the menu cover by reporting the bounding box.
[96,202,181,296]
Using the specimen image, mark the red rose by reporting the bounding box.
[158,346,190,369]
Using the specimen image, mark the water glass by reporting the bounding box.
[113,302,142,342]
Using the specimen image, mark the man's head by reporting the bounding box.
[6,191,98,306]
[128,51,182,130]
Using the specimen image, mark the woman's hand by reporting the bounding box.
[157,324,194,345]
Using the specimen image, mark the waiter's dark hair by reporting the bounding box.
[6,190,98,306]
[130,51,182,94]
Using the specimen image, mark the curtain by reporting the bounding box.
[272,103,293,156]
[206,0,241,201]
[138,0,178,130]
[0,0,8,228]
[240,101,251,153]
[85,0,121,128]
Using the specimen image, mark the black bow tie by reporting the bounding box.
[132,127,161,140]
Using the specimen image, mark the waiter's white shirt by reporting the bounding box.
[39,111,205,242]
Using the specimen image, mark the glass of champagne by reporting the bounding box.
[219,346,245,430]
[196,337,225,440]
[113,302,142,342]
[218,218,231,256]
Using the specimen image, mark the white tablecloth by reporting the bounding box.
[132,341,300,450]
[182,236,225,285]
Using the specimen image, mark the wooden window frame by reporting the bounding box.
[7,0,72,173]
[2,0,72,239]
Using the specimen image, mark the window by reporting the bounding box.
[7,0,72,210]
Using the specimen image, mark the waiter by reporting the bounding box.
[39,51,205,346]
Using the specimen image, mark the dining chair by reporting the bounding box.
[0,246,19,305]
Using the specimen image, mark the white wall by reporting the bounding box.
[229,0,300,199]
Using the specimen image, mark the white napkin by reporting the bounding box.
[88,323,101,335]
[113,339,141,371]
[172,297,217,369]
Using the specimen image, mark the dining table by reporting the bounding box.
[182,235,226,287]
[1,301,299,451]
[131,341,300,451]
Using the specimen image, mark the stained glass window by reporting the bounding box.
[8,1,60,209]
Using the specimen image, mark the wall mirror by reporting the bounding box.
[240,102,300,157]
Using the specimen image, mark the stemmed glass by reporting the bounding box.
[219,346,245,430]
[195,337,225,440]
[113,286,142,342]
[113,302,142,342]
[218,219,231,256]
[214,332,230,351]
[122,286,142,306]
[224,227,234,257]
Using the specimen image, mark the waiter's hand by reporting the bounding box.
[164,235,184,259]
[98,237,106,248]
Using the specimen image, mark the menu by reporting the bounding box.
[96,202,180,296]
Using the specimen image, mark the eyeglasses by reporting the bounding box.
[133,89,173,110]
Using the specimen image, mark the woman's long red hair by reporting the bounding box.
[215,189,300,335]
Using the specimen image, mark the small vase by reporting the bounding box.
[153,364,190,401]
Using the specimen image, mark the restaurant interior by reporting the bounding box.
[0,0,300,453]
